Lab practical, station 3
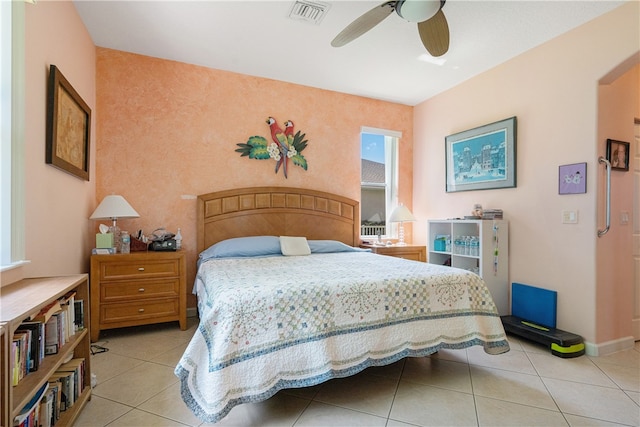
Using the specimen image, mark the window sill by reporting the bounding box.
[0,259,30,273]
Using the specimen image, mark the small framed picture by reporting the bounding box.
[606,139,630,171]
[559,162,586,195]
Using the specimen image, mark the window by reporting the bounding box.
[1,0,27,271]
[360,127,400,239]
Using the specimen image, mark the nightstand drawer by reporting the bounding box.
[360,244,427,262]
[98,259,180,280]
[392,252,424,261]
[100,278,181,302]
[100,298,179,324]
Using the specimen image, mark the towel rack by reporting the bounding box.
[598,156,611,237]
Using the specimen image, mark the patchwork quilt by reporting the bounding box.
[175,252,509,423]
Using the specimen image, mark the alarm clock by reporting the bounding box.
[149,239,177,251]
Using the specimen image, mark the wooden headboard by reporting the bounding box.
[197,187,360,253]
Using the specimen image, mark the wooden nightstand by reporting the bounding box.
[90,251,187,342]
[360,243,427,262]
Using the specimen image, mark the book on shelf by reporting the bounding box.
[59,291,76,335]
[30,300,62,324]
[12,330,31,385]
[13,382,49,427]
[16,321,45,373]
[11,335,23,386]
[46,378,62,424]
[56,358,85,403]
[73,299,85,331]
[11,340,19,386]
[482,209,504,219]
[38,386,55,427]
[58,310,67,347]
[43,300,74,356]
[44,314,60,356]
[48,371,74,412]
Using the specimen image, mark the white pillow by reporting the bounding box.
[280,236,311,256]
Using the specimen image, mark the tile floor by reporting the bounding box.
[75,318,640,426]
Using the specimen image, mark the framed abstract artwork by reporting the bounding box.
[46,65,91,181]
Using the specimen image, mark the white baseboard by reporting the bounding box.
[187,307,198,318]
[584,336,635,356]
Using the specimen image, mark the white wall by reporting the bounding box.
[413,2,639,348]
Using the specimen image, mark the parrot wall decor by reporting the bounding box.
[235,117,309,178]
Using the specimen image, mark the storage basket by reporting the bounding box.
[130,237,148,252]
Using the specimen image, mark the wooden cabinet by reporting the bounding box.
[90,251,187,342]
[360,243,426,262]
[0,275,91,427]
[427,219,509,315]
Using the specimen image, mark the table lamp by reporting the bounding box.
[389,204,415,246]
[90,195,139,249]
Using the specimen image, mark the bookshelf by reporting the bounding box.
[0,275,91,427]
[427,219,509,315]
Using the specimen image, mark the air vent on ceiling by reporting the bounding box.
[288,0,330,25]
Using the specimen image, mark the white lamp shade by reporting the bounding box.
[90,195,140,220]
[389,204,416,223]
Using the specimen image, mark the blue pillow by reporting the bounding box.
[199,236,281,262]
[308,240,370,253]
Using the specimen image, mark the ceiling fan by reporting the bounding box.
[331,0,449,57]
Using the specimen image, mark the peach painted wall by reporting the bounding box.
[95,49,413,306]
[596,63,639,343]
[1,0,97,286]
[413,2,638,349]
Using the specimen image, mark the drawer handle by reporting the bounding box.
[138,308,145,313]
[138,288,145,293]
[138,267,145,271]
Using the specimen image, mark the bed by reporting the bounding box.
[175,186,510,423]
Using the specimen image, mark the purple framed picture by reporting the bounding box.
[559,162,587,195]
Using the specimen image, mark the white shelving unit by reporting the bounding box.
[428,219,509,315]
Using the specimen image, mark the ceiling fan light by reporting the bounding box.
[396,0,441,23]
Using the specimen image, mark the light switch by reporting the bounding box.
[562,210,578,224]
[620,211,629,225]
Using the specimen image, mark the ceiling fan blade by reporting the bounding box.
[418,9,449,57]
[331,1,395,48]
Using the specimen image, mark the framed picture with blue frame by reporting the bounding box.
[445,117,517,192]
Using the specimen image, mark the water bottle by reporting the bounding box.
[175,228,182,250]
[470,236,479,257]
[120,231,130,254]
